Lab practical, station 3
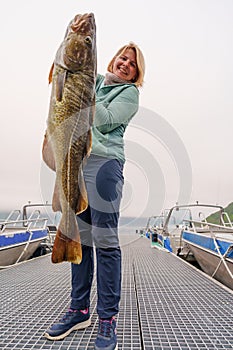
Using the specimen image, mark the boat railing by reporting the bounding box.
[162,203,225,235]
[14,218,49,264]
[211,236,233,281]
[24,210,41,227]
[1,210,21,226]
[221,212,233,227]
[198,211,208,223]
[184,219,233,281]
[0,217,48,233]
[185,219,233,234]
[46,225,57,245]
[0,216,50,268]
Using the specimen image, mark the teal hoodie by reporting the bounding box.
[91,74,139,163]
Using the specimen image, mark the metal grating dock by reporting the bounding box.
[0,234,233,349]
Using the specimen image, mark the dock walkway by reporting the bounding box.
[0,234,233,349]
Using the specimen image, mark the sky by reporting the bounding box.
[0,0,233,220]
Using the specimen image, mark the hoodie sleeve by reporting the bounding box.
[94,85,139,133]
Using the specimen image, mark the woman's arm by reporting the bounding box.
[94,86,139,133]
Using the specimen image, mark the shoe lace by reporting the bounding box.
[61,309,75,322]
[98,319,113,337]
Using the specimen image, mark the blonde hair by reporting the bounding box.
[107,42,145,87]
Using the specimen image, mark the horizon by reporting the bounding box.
[1,1,233,216]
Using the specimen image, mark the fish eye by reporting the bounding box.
[84,36,92,45]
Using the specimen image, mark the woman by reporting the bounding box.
[45,42,145,350]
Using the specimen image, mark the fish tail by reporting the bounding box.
[67,238,82,264]
[51,229,67,263]
[51,230,82,264]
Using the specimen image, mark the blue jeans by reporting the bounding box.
[70,155,123,318]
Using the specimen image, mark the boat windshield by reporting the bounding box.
[165,208,192,231]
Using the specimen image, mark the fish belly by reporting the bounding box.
[47,70,94,264]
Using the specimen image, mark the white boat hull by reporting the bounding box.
[0,238,45,267]
[182,233,233,290]
[0,228,49,268]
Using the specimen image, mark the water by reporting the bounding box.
[0,208,147,234]
[0,211,9,221]
[119,216,147,234]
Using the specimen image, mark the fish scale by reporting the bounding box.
[42,13,96,264]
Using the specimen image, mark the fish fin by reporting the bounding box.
[42,131,56,171]
[86,129,92,157]
[89,101,95,126]
[48,62,54,84]
[76,167,88,214]
[56,71,67,101]
[52,231,82,264]
[52,178,62,211]
[51,230,66,263]
[85,103,94,159]
[67,238,82,264]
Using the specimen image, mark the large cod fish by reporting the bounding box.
[42,13,96,264]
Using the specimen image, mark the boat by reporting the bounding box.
[0,203,58,268]
[143,214,170,250]
[143,206,195,261]
[144,203,229,264]
[181,207,233,290]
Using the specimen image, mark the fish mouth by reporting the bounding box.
[56,13,96,71]
[71,13,95,33]
[64,53,82,68]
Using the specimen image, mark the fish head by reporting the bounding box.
[60,13,96,73]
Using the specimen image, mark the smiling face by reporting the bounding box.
[112,48,138,82]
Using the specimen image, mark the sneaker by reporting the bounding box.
[44,308,91,340]
[94,317,118,350]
